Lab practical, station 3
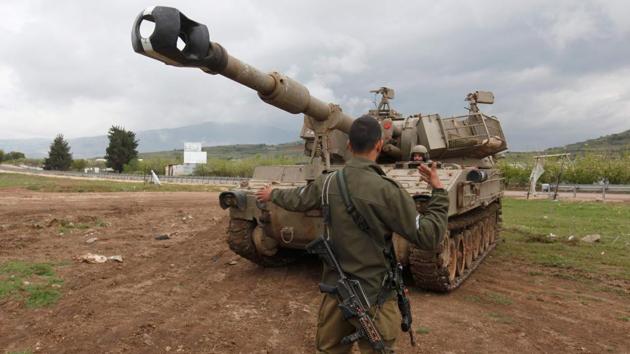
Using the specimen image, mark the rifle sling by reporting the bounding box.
[335,168,415,345]
[336,168,395,306]
[336,168,372,234]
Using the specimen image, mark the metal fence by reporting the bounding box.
[545,183,630,194]
[0,165,248,186]
[534,183,630,200]
[3,164,630,192]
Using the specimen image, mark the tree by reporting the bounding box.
[105,126,139,173]
[0,149,4,162]
[43,134,73,170]
[5,151,25,161]
[71,159,88,171]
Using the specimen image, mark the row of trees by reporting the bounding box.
[498,153,630,187]
[38,126,138,173]
[0,150,26,162]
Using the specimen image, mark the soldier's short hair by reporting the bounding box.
[349,115,382,153]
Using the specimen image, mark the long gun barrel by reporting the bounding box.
[131,6,353,133]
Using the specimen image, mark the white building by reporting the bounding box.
[165,142,207,176]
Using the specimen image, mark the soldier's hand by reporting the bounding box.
[255,185,273,203]
[418,162,444,189]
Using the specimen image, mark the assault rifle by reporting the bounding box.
[306,236,386,353]
[388,258,416,347]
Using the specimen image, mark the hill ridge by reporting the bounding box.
[545,129,630,154]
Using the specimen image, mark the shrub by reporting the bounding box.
[71,159,88,171]
[194,155,303,177]
[123,158,181,175]
[498,153,630,187]
[4,151,26,161]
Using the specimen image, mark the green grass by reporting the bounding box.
[95,219,109,227]
[487,312,514,324]
[463,292,512,305]
[0,173,222,193]
[499,198,630,284]
[0,261,63,308]
[486,292,513,305]
[463,295,482,303]
[416,326,430,335]
[55,220,91,235]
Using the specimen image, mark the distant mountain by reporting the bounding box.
[545,129,630,154]
[0,121,299,158]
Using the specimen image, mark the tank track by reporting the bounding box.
[226,219,298,267]
[409,201,501,292]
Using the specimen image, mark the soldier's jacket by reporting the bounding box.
[271,156,449,304]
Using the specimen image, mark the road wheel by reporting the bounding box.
[472,224,481,260]
[464,229,473,269]
[227,219,298,267]
[488,216,497,244]
[454,233,465,277]
[446,236,457,282]
[480,221,488,253]
[483,219,491,250]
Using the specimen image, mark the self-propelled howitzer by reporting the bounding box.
[132,6,507,292]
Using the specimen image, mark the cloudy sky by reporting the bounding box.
[1,0,629,151]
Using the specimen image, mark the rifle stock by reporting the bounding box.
[306,236,386,353]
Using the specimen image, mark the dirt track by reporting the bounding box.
[1,190,629,353]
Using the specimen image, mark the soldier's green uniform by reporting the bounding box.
[271,156,449,353]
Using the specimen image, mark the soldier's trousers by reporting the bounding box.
[315,294,401,354]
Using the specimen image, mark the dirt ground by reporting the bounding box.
[1,190,629,354]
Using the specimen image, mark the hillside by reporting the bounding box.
[140,142,304,160]
[502,129,629,163]
[545,129,630,154]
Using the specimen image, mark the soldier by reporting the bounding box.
[410,145,429,162]
[256,116,449,353]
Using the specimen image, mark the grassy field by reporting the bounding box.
[0,173,223,193]
[0,261,64,308]
[498,198,630,290]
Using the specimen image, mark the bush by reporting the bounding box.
[3,151,26,161]
[71,159,88,171]
[123,158,181,175]
[497,161,531,187]
[194,155,303,177]
[498,153,630,187]
[0,157,42,167]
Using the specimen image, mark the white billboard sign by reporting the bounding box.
[184,151,207,164]
[184,142,202,152]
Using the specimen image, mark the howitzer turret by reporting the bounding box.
[132,6,507,292]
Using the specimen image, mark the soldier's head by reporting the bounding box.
[348,115,383,160]
[410,145,428,162]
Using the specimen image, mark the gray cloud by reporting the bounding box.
[0,0,629,150]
